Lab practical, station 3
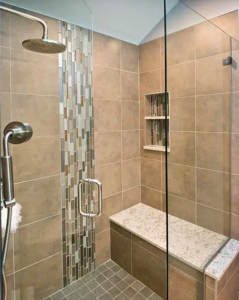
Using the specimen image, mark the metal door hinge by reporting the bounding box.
[223,56,232,66]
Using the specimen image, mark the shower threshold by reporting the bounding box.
[46,260,162,300]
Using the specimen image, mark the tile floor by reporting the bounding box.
[46,260,163,300]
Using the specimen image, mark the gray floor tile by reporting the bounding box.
[123,275,136,285]
[98,292,112,300]
[67,291,81,300]
[95,286,105,298]
[111,264,121,273]
[117,269,129,280]
[148,293,164,300]
[131,280,145,292]
[140,286,154,298]
[115,280,128,292]
[97,264,108,273]
[44,298,53,300]
[82,292,95,300]
[131,293,145,300]
[114,293,129,300]
[82,274,94,284]
[101,280,114,292]
[51,291,65,300]
[107,286,121,298]
[96,274,107,284]
[62,285,76,296]
[109,274,121,285]
[77,285,91,297]
[105,260,116,268]
[72,279,85,290]
[87,280,98,291]
[124,287,137,298]
[102,269,114,279]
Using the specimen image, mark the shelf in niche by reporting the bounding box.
[144,145,170,152]
[145,116,170,120]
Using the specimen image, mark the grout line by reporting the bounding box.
[96,157,141,168]
[18,213,61,228]
[120,40,123,214]
[14,173,60,185]
[94,64,138,74]
[195,37,198,225]
[13,251,62,274]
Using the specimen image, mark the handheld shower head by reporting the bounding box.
[4,122,33,145]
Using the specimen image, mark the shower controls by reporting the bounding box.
[78,179,102,217]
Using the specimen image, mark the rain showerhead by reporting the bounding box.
[0,5,66,54]
[22,38,66,54]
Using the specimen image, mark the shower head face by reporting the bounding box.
[4,122,33,144]
[22,38,66,54]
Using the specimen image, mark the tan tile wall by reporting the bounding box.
[139,11,239,238]
[1,8,62,300]
[93,32,140,265]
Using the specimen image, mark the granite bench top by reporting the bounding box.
[109,203,239,280]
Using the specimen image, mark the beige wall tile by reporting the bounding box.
[197,169,230,212]
[12,94,60,136]
[96,229,111,266]
[96,193,122,234]
[141,186,161,210]
[132,242,166,298]
[95,132,121,165]
[93,32,120,69]
[195,20,231,59]
[14,214,61,271]
[122,102,139,130]
[161,26,195,67]
[94,100,121,132]
[196,133,230,172]
[168,61,195,98]
[13,136,60,182]
[95,162,122,198]
[196,94,230,132]
[123,186,140,209]
[232,174,239,216]
[15,175,61,226]
[211,11,239,45]
[231,134,239,175]
[231,214,239,240]
[168,132,195,166]
[0,47,10,92]
[122,158,140,190]
[197,205,230,236]
[232,51,239,92]
[163,163,195,201]
[15,253,62,300]
[93,66,121,100]
[196,54,231,96]
[226,253,239,282]
[6,274,14,300]
[11,49,59,95]
[111,228,131,273]
[121,71,139,101]
[141,158,161,191]
[140,102,145,130]
[162,193,196,224]
[1,11,10,47]
[121,41,138,73]
[206,276,216,290]
[111,222,131,239]
[122,130,140,160]
[0,92,11,131]
[218,266,239,300]
[232,92,239,133]
[5,235,13,275]
[139,39,160,73]
[140,130,162,160]
[140,70,161,101]
[170,97,195,131]
[11,11,58,51]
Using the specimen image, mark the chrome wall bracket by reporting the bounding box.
[78,179,102,217]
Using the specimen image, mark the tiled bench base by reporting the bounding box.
[110,222,239,300]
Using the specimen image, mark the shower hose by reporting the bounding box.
[2,206,12,300]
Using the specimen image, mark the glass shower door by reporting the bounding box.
[0,1,98,299]
[164,1,237,299]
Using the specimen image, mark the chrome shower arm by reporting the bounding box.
[0,5,48,39]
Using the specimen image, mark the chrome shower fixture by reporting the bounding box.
[0,5,66,54]
[1,122,33,300]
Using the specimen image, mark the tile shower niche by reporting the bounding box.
[144,92,170,152]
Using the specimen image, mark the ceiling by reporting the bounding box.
[2,0,178,44]
[2,0,239,45]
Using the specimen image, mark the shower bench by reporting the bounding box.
[109,203,239,300]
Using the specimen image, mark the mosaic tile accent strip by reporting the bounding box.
[59,21,95,286]
[47,260,163,300]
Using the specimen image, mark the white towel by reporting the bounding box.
[1,203,22,237]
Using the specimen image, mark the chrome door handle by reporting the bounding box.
[78,179,102,217]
